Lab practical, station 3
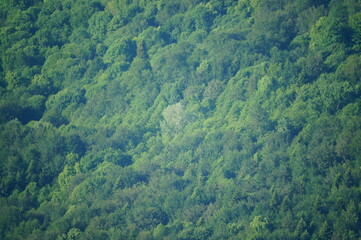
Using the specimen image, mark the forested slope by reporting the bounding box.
[0,0,361,239]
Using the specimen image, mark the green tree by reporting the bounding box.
[349,12,361,51]
[88,11,112,42]
[316,221,333,240]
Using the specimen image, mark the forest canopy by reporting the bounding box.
[0,0,361,239]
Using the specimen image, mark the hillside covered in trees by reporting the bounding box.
[1,0,361,239]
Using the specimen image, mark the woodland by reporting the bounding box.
[0,0,361,239]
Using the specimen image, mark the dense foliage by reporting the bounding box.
[1,0,361,239]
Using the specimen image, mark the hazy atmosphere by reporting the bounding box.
[0,0,361,239]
